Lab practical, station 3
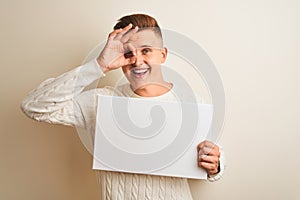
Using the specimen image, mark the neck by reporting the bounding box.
[132,82,173,97]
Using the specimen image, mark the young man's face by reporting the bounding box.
[121,29,167,90]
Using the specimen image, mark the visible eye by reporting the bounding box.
[124,51,134,58]
[141,48,152,55]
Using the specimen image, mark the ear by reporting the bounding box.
[160,47,168,63]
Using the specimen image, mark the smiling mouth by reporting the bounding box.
[131,67,150,78]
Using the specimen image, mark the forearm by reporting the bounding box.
[21,59,104,126]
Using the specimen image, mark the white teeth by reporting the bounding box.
[132,68,149,74]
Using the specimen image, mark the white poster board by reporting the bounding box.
[93,95,213,179]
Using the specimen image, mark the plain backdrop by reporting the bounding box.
[1,0,300,199]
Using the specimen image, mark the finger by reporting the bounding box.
[198,155,219,164]
[198,146,211,155]
[123,58,135,66]
[198,161,219,174]
[108,28,124,39]
[202,147,219,156]
[123,43,137,58]
[105,56,130,70]
[120,26,139,43]
[118,56,136,67]
[197,140,220,155]
[114,24,133,40]
[197,140,215,150]
[199,147,220,158]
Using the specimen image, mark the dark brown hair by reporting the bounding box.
[113,14,162,38]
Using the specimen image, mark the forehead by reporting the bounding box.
[127,29,162,48]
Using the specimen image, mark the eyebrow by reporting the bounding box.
[139,45,153,48]
[139,45,163,49]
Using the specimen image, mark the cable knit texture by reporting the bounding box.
[95,171,192,200]
[21,59,225,200]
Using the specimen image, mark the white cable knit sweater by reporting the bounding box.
[21,59,225,200]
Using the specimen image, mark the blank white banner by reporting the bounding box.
[93,95,213,179]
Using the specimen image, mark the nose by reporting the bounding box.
[132,51,145,67]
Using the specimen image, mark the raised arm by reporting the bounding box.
[20,59,104,127]
[21,24,139,127]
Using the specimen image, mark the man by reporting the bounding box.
[21,14,225,199]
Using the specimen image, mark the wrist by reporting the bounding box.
[97,58,110,74]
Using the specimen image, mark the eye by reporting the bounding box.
[141,48,152,54]
[124,51,134,58]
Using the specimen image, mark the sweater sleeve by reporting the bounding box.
[20,59,104,127]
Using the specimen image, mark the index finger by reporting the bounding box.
[197,140,217,151]
[114,24,134,40]
[120,26,139,43]
[198,146,220,157]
